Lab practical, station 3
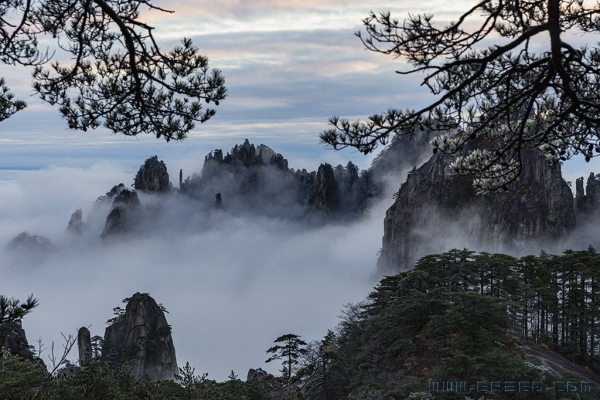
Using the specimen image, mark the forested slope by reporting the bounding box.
[320,248,600,399]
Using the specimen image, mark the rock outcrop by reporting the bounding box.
[203,140,289,171]
[112,187,141,208]
[102,293,178,380]
[100,185,142,239]
[247,368,283,394]
[182,140,376,219]
[7,232,57,255]
[247,367,280,384]
[101,208,128,238]
[575,172,600,214]
[66,209,84,234]
[134,156,170,193]
[0,321,44,366]
[226,139,259,167]
[520,339,600,388]
[378,147,576,272]
[96,183,127,205]
[309,163,338,211]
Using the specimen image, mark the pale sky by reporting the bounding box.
[2,0,597,174]
[0,0,465,174]
[2,0,600,382]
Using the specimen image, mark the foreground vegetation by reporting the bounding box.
[320,247,600,399]
[0,354,273,400]
[2,247,600,399]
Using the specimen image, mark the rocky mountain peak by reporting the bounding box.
[66,209,84,234]
[227,138,258,167]
[309,163,338,211]
[102,292,177,380]
[112,188,141,208]
[7,232,57,254]
[0,320,44,367]
[96,183,127,205]
[134,156,170,193]
[575,172,600,214]
[204,139,289,171]
[255,144,275,164]
[100,188,141,239]
[378,147,576,272]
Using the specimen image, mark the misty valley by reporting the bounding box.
[2,137,600,399]
[5,0,600,397]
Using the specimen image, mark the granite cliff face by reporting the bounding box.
[102,293,177,380]
[378,147,576,272]
[0,320,45,369]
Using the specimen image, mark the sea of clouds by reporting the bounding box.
[0,154,399,382]
[2,141,600,382]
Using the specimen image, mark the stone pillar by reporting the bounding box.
[78,327,92,366]
[575,177,586,211]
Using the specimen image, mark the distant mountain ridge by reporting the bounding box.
[8,136,600,278]
[87,138,401,241]
[178,138,374,219]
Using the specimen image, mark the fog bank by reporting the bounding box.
[0,160,392,381]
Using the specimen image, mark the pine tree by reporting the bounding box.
[265,333,308,383]
[321,0,600,191]
[0,294,38,324]
[0,0,226,140]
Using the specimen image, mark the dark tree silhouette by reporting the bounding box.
[321,0,600,191]
[0,0,226,141]
[0,294,38,324]
[265,333,308,383]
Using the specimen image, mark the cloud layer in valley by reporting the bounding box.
[0,151,397,382]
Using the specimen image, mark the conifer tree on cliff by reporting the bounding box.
[265,333,308,384]
[321,0,600,191]
[0,0,226,140]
